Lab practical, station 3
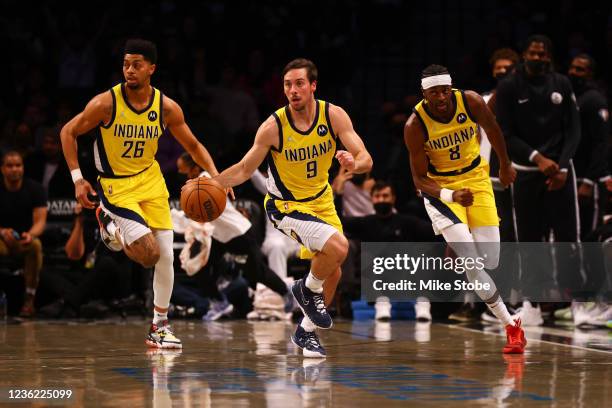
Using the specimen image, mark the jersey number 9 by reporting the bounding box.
[306,160,317,178]
[122,140,145,158]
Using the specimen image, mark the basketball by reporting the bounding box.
[180,177,227,222]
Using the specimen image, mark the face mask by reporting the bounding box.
[525,60,549,75]
[494,71,509,84]
[569,75,586,91]
[374,202,393,216]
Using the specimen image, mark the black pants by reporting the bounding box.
[200,227,288,301]
[512,167,580,300]
[578,180,608,241]
[40,253,133,308]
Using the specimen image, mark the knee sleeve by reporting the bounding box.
[153,230,174,309]
[472,226,500,269]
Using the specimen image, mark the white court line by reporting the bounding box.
[442,323,612,355]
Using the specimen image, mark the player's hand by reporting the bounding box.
[335,150,355,171]
[498,163,516,188]
[75,179,97,209]
[577,182,593,199]
[546,171,568,191]
[226,187,235,200]
[534,154,559,176]
[452,188,474,207]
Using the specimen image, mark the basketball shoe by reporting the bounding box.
[415,298,432,322]
[291,279,332,329]
[291,324,326,358]
[375,298,391,321]
[511,300,543,326]
[95,207,122,252]
[146,321,182,349]
[503,319,526,354]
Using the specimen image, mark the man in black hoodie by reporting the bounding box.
[567,54,610,239]
[496,35,581,325]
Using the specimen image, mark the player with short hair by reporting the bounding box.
[210,58,373,357]
[60,38,222,349]
[404,64,526,353]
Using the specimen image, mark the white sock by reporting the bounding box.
[300,315,316,332]
[153,310,168,325]
[487,296,514,326]
[305,271,324,293]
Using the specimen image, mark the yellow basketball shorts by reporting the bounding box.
[97,161,172,244]
[423,164,499,235]
[264,186,342,259]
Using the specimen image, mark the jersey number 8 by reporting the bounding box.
[449,146,460,161]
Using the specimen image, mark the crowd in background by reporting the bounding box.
[0,1,610,325]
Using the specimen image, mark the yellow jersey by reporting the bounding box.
[413,89,483,177]
[96,83,164,177]
[266,100,337,201]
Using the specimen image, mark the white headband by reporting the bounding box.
[421,74,452,89]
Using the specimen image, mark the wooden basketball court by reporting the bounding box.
[1,319,610,407]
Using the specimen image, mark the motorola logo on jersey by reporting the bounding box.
[148,111,158,121]
[456,113,467,124]
[317,124,328,136]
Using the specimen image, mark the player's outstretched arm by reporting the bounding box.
[465,90,516,187]
[60,91,113,208]
[164,96,220,177]
[404,114,473,207]
[329,104,373,174]
[213,116,278,188]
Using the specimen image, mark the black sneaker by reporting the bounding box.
[291,279,332,329]
[95,206,122,252]
[291,324,326,358]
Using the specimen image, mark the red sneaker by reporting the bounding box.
[503,318,527,354]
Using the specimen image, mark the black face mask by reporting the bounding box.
[374,202,393,216]
[494,71,510,84]
[525,60,549,76]
[569,75,586,92]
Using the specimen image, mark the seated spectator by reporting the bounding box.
[0,151,47,317]
[39,203,141,318]
[341,181,438,320]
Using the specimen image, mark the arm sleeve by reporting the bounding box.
[558,77,582,169]
[495,77,535,163]
[584,95,610,179]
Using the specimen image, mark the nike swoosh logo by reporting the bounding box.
[518,99,529,104]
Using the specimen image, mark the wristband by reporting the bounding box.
[440,188,454,203]
[71,169,83,183]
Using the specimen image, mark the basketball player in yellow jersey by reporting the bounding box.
[404,64,526,354]
[60,39,223,349]
[208,58,372,357]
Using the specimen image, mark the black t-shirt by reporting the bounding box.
[0,178,47,233]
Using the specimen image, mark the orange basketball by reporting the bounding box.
[180,177,227,222]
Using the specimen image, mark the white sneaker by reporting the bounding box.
[554,306,573,321]
[572,302,597,327]
[415,299,432,322]
[589,305,612,327]
[375,298,391,321]
[511,301,543,326]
